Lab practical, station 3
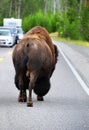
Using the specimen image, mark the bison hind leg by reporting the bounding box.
[33,77,50,101]
[15,74,29,102]
[15,74,29,90]
[18,90,27,102]
[37,96,44,101]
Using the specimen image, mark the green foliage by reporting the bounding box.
[0,15,3,26]
[21,0,45,18]
[58,15,82,40]
[81,7,89,41]
[0,0,89,41]
[58,0,89,41]
[22,11,57,33]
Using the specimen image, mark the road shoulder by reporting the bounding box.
[54,40,89,88]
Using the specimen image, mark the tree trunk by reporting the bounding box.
[79,0,83,11]
[53,0,56,14]
[44,0,48,15]
[9,0,12,17]
[17,0,21,18]
[15,0,18,18]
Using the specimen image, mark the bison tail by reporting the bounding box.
[14,74,29,90]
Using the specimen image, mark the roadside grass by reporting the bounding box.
[50,32,89,47]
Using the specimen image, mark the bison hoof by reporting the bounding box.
[37,96,44,101]
[18,92,27,102]
[18,96,27,102]
[27,101,33,107]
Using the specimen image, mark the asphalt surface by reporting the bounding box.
[54,41,89,88]
[66,43,89,57]
[0,45,89,130]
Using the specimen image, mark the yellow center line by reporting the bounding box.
[0,51,12,62]
[0,58,3,61]
[8,51,13,55]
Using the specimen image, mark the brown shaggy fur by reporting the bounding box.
[24,26,56,66]
[12,26,58,107]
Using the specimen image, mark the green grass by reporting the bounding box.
[50,32,89,47]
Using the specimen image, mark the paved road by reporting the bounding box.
[54,41,89,88]
[65,43,89,58]
[0,46,89,130]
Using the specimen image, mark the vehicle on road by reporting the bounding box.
[3,18,22,27]
[0,26,17,44]
[0,29,15,47]
[16,27,24,43]
[3,18,23,43]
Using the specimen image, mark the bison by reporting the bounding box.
[12,26,58,107]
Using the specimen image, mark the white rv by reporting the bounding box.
[3,18,24,43]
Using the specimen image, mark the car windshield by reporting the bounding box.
[9,28,17,34]
[0,30,10,36]
[0,27,17,34]
[17,28,23,34]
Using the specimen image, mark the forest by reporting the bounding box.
[0,0,89,41]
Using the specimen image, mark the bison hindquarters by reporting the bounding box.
[34,77,50,98]
[12,26,58,107]
[24,39,52,107]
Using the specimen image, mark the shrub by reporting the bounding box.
[58,14,82,40]
[22,11,57,33]
[81,7,89,41]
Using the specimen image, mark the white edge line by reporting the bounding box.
[54,41,89,96]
